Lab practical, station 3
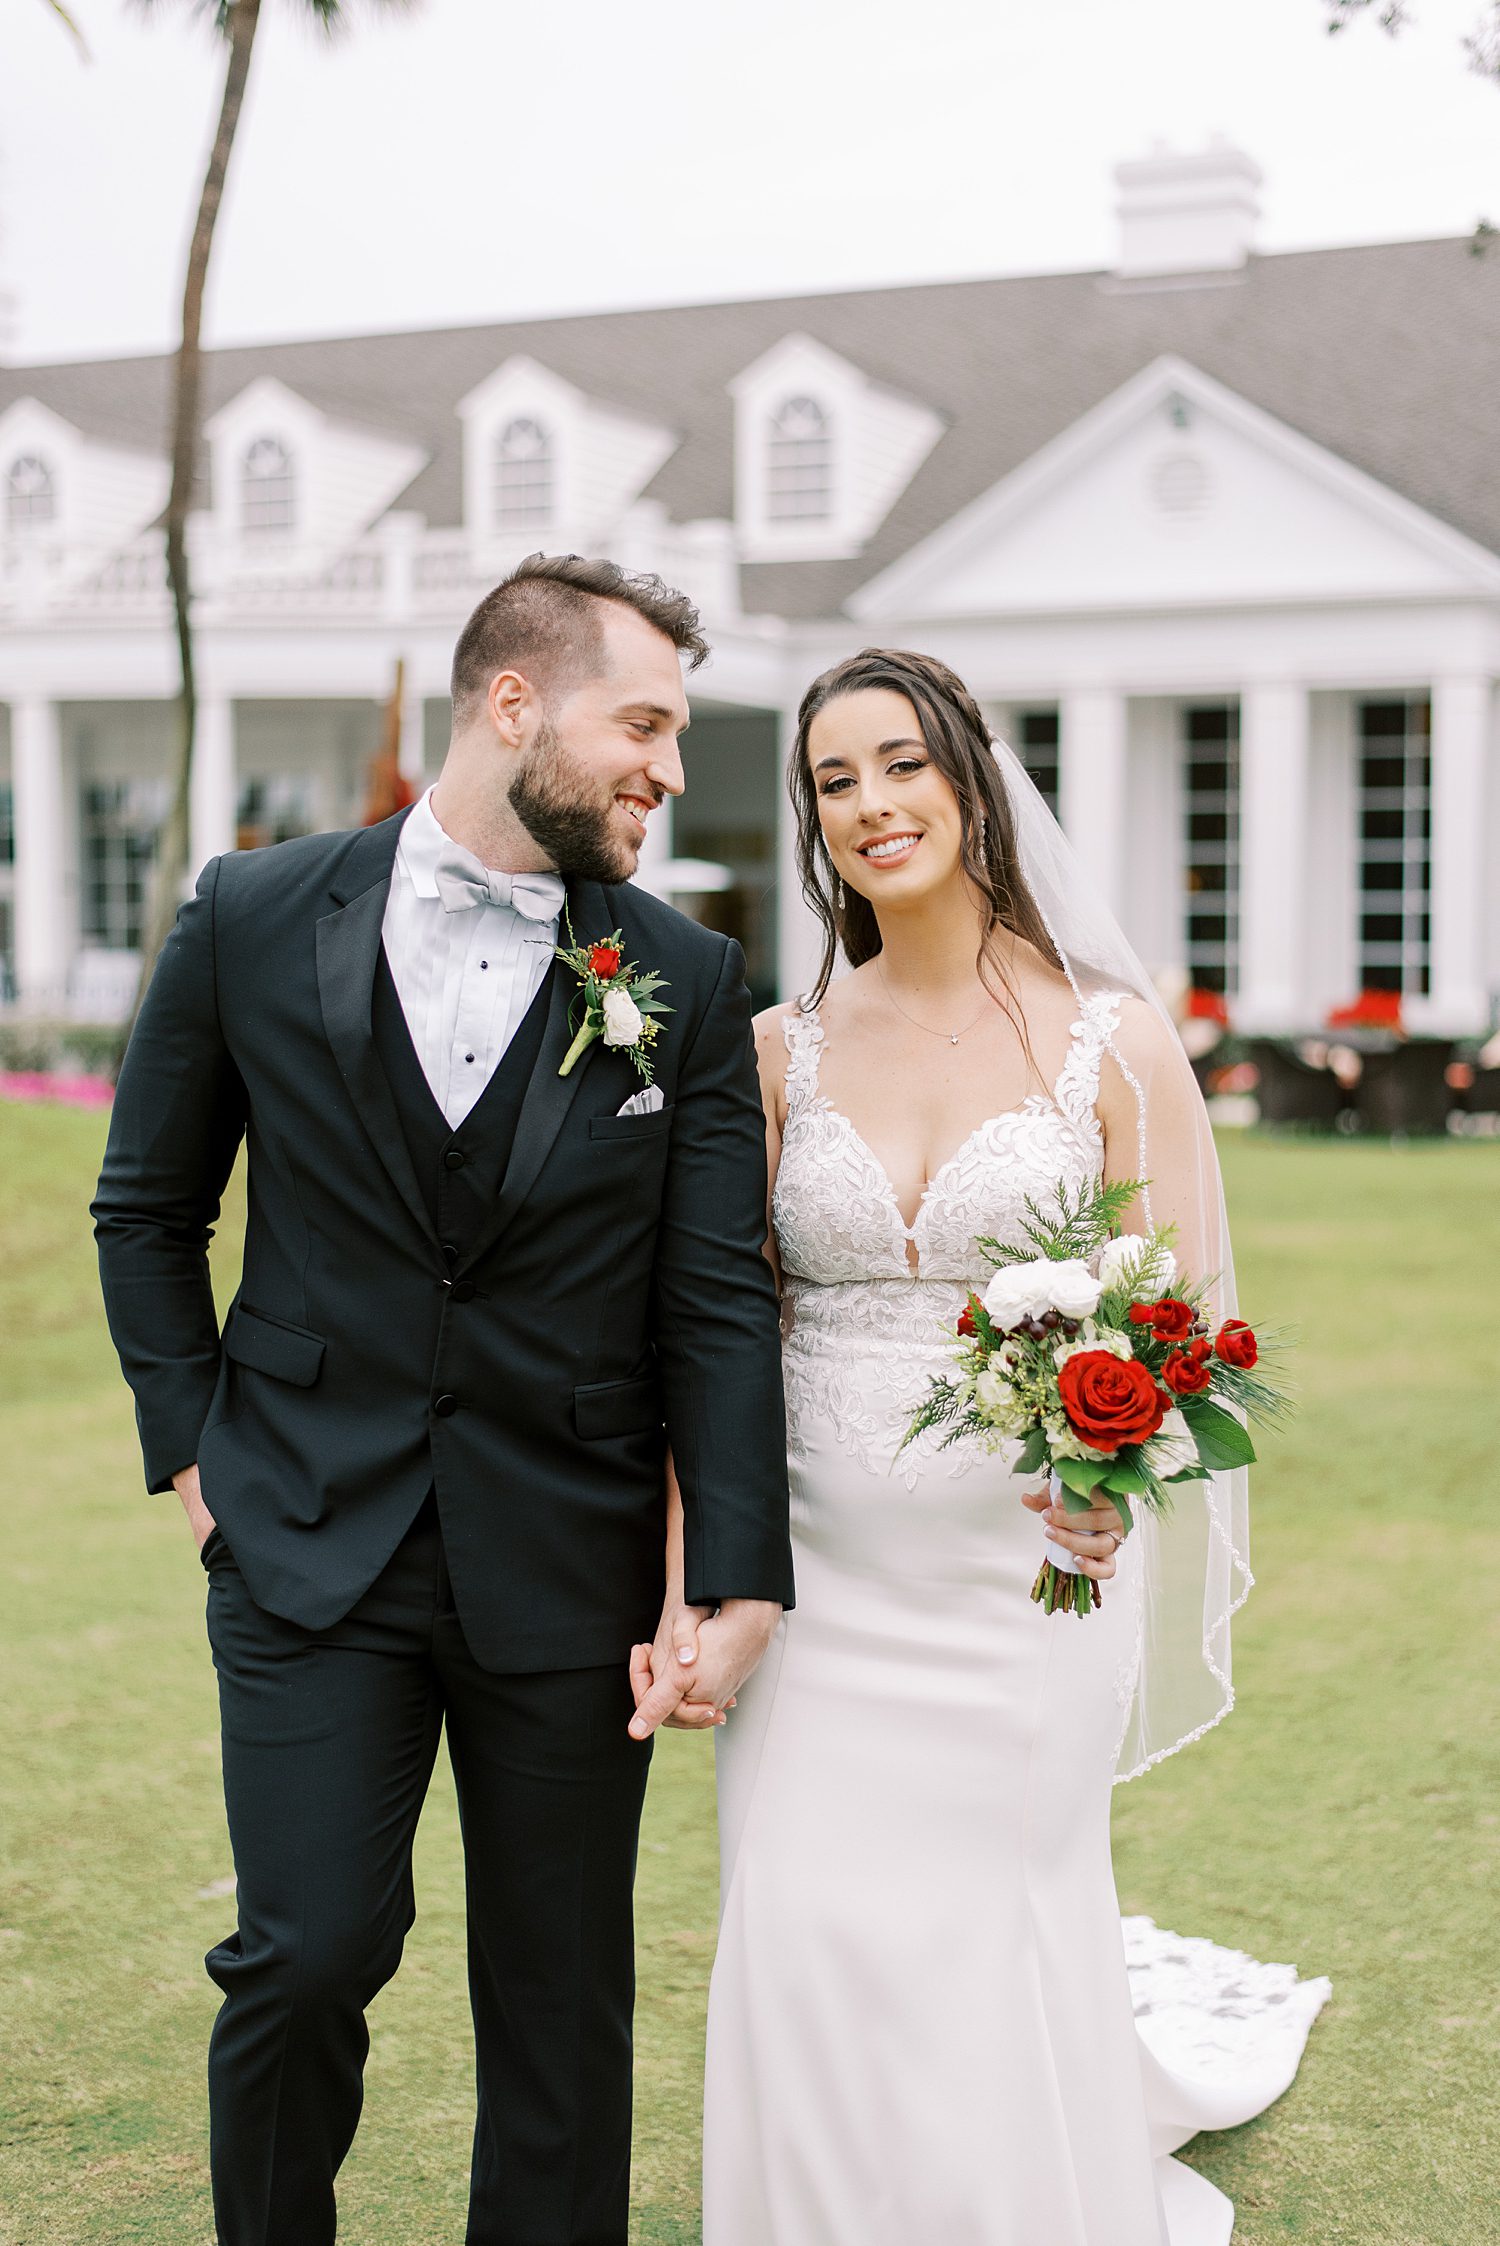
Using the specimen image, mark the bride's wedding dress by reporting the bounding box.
[703,996,1328,2246]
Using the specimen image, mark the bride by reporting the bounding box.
[631,647,1326,2245]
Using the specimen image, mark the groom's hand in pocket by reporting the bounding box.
[172,1462,218,1554]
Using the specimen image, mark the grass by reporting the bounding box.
[0,1102,1496,2244]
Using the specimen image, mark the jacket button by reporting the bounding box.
[443,1148,466,1171]
[432,1393,458,1417]
[449,1280,476,1303]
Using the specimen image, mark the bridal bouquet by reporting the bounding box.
[902,1179,1287,1618]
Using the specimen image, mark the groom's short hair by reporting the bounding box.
[450,552,709,718]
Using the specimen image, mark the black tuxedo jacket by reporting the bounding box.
[92,811,793,1671]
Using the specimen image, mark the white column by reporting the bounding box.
[189,693,237,879]
[1058,690,1128,918]
[1428,674,1492,1033]
[1236,684,1311,1033]
[11,697,70,1013]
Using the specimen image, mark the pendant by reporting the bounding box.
[950,1032,960,1045]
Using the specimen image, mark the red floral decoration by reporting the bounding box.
[1140,1297,1196,1342]
[1186,987,1231,1026]
[588,944,623,981]
[1162,1347,1213,1397]
[1214,1319,1259,1369]
[1057,1351,1168,1452]
[956,1302,978,1338]
[1326,989,1404,1031]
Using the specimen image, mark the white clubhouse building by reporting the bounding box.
[1,144,1496,1033]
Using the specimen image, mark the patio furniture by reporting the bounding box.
[1244,1040,1349,1130]
[1355,1041,1457,1136]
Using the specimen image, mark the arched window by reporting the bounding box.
[766,395,832,522]
[5,454,56,531]
[493,416,553,531]
[241,436,296,535]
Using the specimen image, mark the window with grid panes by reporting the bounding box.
[5,454,56,530]
[81,779,169,950]
[242,437,296,535]
[1014,709,1060,821]
[236,775,317,852]
[493,418,553,531]
[767,396,832,522]
[1182,704,1241,996]
[1357,697,1431,995]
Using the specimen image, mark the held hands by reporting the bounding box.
[171,1461,218,1554]
[628,1597,781,1740]
[1019,1485,1127,1580]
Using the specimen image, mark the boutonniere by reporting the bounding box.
[556,914,673,1081]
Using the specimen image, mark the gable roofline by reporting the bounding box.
[849,352,1500,620]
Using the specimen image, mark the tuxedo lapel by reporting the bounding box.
[461,875,611,1271]
[315,810,438,1252]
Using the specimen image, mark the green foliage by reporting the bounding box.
[977,1174,1145,1268]
[1179,1398,1259,1471]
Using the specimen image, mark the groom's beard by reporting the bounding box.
[508,718,645,885]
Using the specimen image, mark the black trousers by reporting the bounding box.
[201,1492,654,2246]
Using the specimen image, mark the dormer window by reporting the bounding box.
[767,395,832,523]
[241,436,296,536]
[6,454,56,530]
[493,416,553,532]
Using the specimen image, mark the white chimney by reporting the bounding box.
[1114,138,1262,281]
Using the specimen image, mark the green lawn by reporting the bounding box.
[1,1103,1496,2244]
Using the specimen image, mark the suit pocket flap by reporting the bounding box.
[587,1103,675,1142]
[223,1304,326,1388]
[573,1375,663,1440]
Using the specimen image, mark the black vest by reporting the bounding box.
[370,949,557,1252]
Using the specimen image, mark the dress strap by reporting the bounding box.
[780,1002,826,1116]
[1052,990,1125,1135]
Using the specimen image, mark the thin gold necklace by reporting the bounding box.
[876,961,992,1046]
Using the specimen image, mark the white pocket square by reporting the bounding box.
[616,1085,664,1117]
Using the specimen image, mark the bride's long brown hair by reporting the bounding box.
[789,647,1064,1010]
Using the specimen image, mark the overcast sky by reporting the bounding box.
[6,0,1500,366]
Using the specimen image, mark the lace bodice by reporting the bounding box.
[772,991,1125,1485]
[773,990,1121,1287]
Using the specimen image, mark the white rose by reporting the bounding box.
[974,1365,1014,1416]
[1142,1407,1199,1481]
[601,987,644,1048]
[1055,1326,1131,1369]
[981,1259,1054,1331]
[1097,1233,1175,1297]
[1045,1414,1114,1462]
[1044,1259,1103,1320]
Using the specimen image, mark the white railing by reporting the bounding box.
[0,510,748,633]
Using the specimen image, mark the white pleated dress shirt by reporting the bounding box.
[380,788,563,1129]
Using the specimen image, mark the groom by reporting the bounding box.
[93,553,794,2246]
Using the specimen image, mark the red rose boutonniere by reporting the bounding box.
[555,914,673,1083]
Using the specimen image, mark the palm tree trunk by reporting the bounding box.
[120,0,262,1063]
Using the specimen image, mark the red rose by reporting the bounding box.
[1215,1319,1259,1369]
[589,944,622,981]
[1057,1350,1168,1452]
[1127,1304,1156,1326]
[1146,1298,1196,1341]
[956,1303,977,1338]
[1162,1347,1213,1397]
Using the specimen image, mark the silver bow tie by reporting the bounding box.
[433,859,566,923]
